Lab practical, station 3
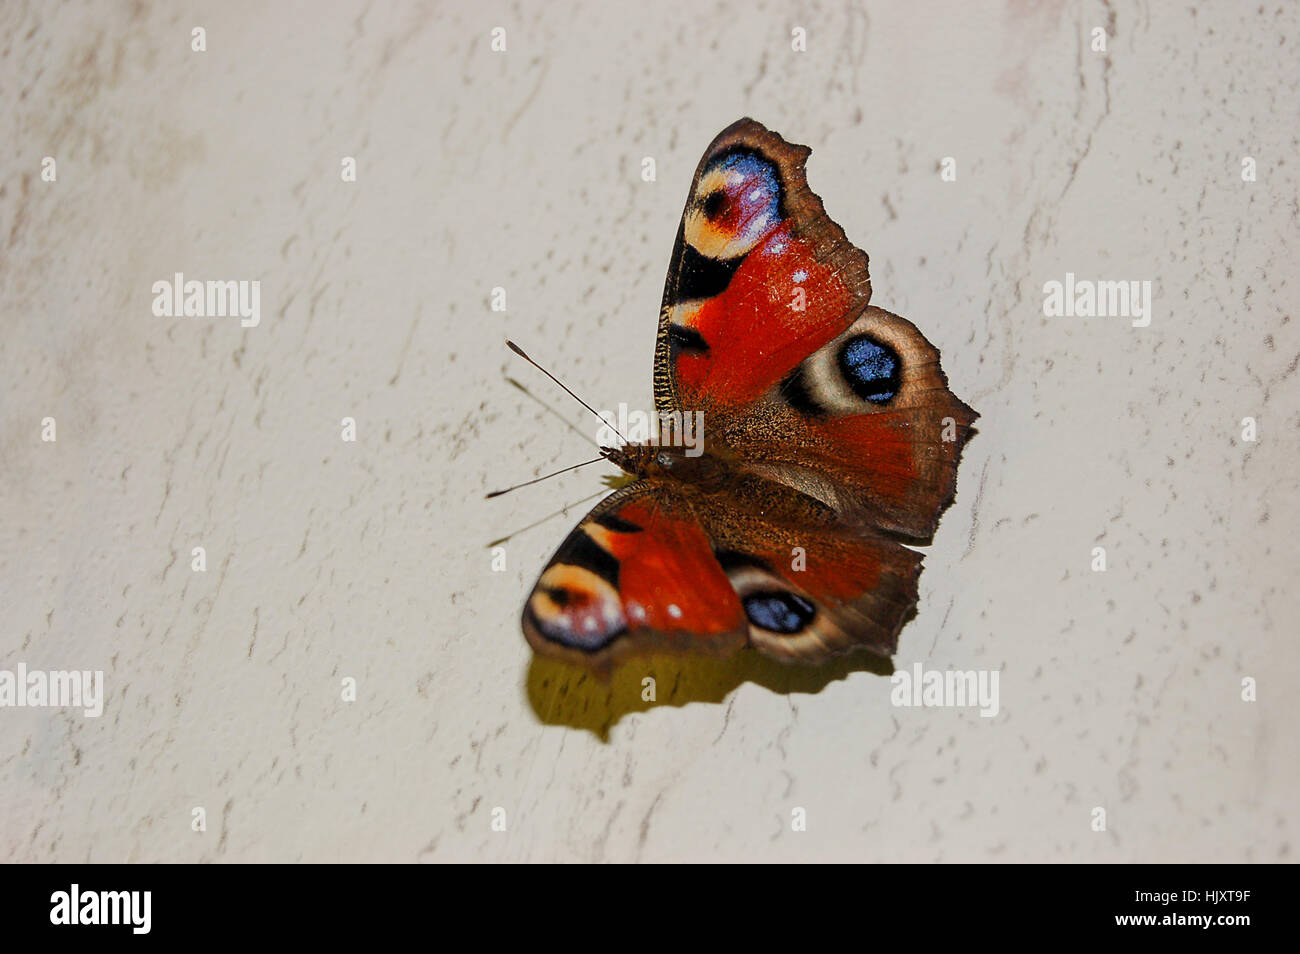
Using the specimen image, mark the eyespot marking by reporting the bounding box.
[528,564,627,651]
[682,148,782,261]
[701,190,727,220]
[838,335,900,404]
[742,591,817,634]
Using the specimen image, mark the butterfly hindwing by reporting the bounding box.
[702,511,923,663]
[724,305,979,539]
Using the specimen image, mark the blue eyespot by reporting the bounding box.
[706,150,781,228]
[838,335,900,404]
[743,592,816,634]
[713,152,779,197]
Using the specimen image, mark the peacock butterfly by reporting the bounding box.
[512,118,977,675]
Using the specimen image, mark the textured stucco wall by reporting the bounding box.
[1,0,1297,862]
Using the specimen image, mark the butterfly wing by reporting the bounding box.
[653,118,976,539]
[653,118,872,415]
[521,483,749,673]
[727,304,978,539]
[522,481,923,669]
[700,506,923,663]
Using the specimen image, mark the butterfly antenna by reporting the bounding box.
[505,340,628,444]
[485,457,605,499]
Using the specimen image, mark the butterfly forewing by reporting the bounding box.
[521,484,748,673]
[653,118,873,417]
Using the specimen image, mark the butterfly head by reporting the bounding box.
[600,442,666,477]
[600,443,727,492]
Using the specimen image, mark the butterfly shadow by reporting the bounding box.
[525,647,895,741]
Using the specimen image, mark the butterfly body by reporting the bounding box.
[601,440,836,539]
[520,119,978,675]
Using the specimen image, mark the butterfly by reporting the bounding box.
[517,118,977,675]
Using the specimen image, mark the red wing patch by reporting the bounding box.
[673,223,855,409]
